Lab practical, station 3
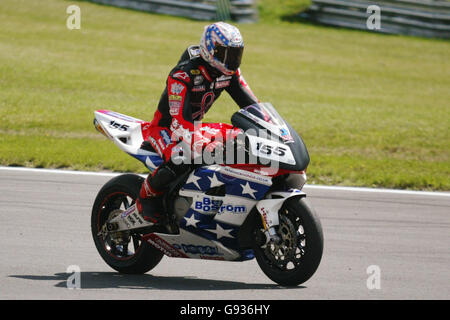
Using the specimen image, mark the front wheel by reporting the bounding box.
[91,174,164,274]
[253,197,323,286]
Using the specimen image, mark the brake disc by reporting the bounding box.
[264,215,298,269]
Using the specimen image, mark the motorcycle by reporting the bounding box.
[91,102,323,286]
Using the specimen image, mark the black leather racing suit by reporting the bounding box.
[140,45,259,198]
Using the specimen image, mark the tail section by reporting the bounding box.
[94,109,162,172]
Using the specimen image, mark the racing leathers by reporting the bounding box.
[137,45,259,223]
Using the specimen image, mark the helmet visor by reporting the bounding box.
[214,44,244,72]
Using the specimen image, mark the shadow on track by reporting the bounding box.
[9,272,306,290]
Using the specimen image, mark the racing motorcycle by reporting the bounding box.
[91,102,323,286]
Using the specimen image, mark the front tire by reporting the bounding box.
[91,174,164,274]
[253,197,323,286]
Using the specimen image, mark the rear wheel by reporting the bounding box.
[253,197,323,286]
[91,174,163,274]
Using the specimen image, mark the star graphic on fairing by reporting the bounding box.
[240,182,257,199]
[184,213,199,227]
[208,173,224,189]
[206,223,234,240]
[186,173,202,189]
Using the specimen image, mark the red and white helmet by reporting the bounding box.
[199,22,244,76]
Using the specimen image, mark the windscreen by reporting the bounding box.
[240,103,294,142]
[230,102,310,171]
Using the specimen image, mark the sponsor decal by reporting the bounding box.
[120,207,146,227]
[221,166,272,185]
[160,129,172,145]
[172,124,192,143]
[173,71,190,82]
[280,128,293,141]
[157,138,166,150]
[260,207,269,227]
[169,102,181,116]
[103,111,140,122]
[192,85,205,92]
[200,91,215,115]
[195,198,246,214]
[217,75,232,81]
[169,101,181,108]
[142,123,151,131]
[198,65,212,82]
[215,80,230,89]
[127,214,136,226]
[253,168,271,176]
[190,69,201,75]
[200,126,220,135]
[132,212,145,224]
[145,234,188,258]
[169,94,182,101]
[170,119,179,131]
[120,206,135,218]
[149,136,163,156]
[170,108,179,116]
[172,244,222,256]
[170,82,185,95]
[194,75,204,85]
[126,212,146,227]
[200,256,225,261]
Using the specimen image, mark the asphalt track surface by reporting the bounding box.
[0,167,449,300]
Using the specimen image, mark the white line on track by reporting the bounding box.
[1,166,449,197]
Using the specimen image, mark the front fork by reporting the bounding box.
[256,189,307,244]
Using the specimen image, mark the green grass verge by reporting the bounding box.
[0,0,449,190]
[258,0,312,22]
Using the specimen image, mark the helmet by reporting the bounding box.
[199,22,244,76]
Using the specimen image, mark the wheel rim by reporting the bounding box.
[96,192,144,261]
[262,208,307,272]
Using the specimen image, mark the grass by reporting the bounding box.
[258,0,312,22]
[0,0,449,190]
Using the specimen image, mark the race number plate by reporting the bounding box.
[247,135,296,165]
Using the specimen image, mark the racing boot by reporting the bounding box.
[136,177,166,225]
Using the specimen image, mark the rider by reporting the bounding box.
[136,22,259,225]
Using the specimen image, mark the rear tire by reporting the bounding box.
[91,174,164,274]
[253,197,323,286]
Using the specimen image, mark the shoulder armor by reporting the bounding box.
[187,45,200,59]
[176,45,200,67]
